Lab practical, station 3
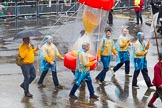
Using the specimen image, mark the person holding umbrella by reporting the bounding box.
[14,29,42,97]
[38,35,64,90]
[19,37,39,97]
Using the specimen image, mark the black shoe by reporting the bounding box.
[20,83,24,90]
[148,103,157,108]
[25,93,33,97]
[55,85,63,89]
[69,95,78,99]
[90,94,99,99]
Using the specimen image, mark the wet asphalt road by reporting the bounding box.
[0,10,162,108]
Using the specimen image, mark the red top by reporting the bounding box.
[133,0,144,12]
[152,61,162,87]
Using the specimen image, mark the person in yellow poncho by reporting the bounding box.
[69,42,98,99]
[113,28,132,77]
[19,37,39,97]
[95,28,117,85]
[38,35,64,89]
[132,32,153,89]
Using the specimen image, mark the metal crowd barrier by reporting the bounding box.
[0,0,150,19]
[0,1,79,18]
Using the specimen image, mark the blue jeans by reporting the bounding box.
[38,61,59,86]
[70,72,95,96]
[135,11,143,24]
[96,56,111,81]
[21,64,36,94]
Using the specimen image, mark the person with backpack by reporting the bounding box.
[19,37,39,97]
[148,51,162,108]
[38,35,64,90]
[95,28,118,85]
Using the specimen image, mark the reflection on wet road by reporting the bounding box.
[0,12,162,108]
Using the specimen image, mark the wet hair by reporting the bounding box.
[23,37,29,41]
[82,42,90,49]
[105,27,111,33]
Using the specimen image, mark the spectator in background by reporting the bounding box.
[150,0,161,14]
[133,0,144,24]
[108,9,113,25]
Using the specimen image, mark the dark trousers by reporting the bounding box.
[69,80,94,96]
[38,70,59,86]
[21,64,36,94]
[135,11,143,24]
[96,56,110,82]
[157,24,162,35]
[153,87,162,100]
[113,61,130,74]
[132,68,152,87]
[108,10,113,24]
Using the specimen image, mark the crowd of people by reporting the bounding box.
[15,0,162,108]
[17,26,162,107]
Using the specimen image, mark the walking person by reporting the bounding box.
[38,35,64,89]
[132,32,154,89]
[19,37,39,97]
[95,28,118,85]
[148,51,162,108]
[113,28,132,77]
[69,42,98,99]
[133,0,144,24]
